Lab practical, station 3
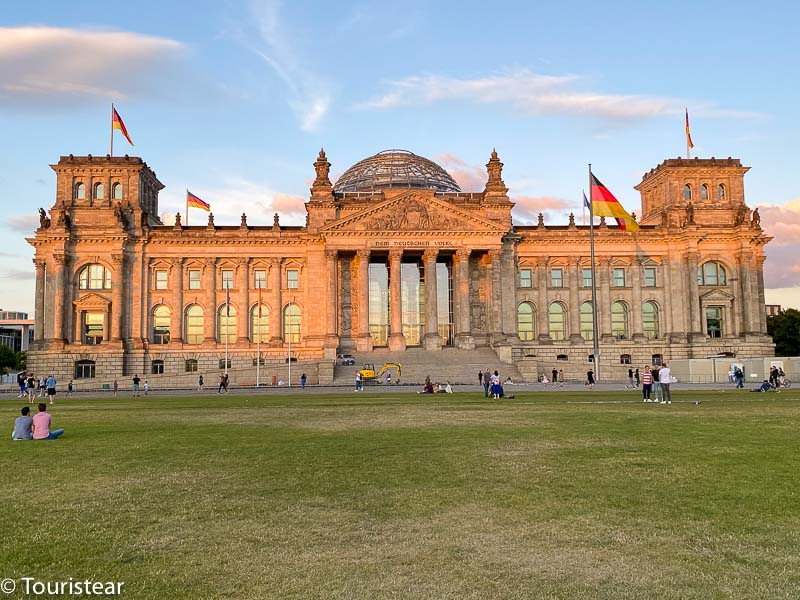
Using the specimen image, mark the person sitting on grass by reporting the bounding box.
[418,382,435,394]
[12,406,33,440]
[32,403,64,440]
[752,380,778,393]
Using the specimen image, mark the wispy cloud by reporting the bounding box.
[0,269,35,281]
[160,176,306,226]
[512,196,575,225]
[755,199,800,289]
[228,1,331,132]
[434,153,487,191]
[5,215,39,234]
[358,69,759,121]
[0,26,185,107]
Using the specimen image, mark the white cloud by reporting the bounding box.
[230,1,331,132]
[6,215,39,233]
[358,69,759,121]
[0,26,185,107]
[160,177,306,226]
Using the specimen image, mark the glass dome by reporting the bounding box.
[333,149,461,193]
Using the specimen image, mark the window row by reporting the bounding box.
[152,303,301,345]
[517,301,661,341]
[684,183,725,201]
[519,261,728,289]
[153,268,298,290]
[74,182,123,201]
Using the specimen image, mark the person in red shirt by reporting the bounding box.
[641,367,654,402]
[32,404,64,440]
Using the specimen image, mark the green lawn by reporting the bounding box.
[2,391,799,599]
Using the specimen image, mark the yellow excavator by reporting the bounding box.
[359,363,402,384]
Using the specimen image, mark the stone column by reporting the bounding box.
[237,258,249,344]
[631,260,643,340]
[33,259,46,342]
[537,260,550,340]
[172,258,184,344]
[660,259,672,338]
[51,253,66,343]
[110,253,124,342]
[731,260,744,338]
[423,248,441,350]
[325,250,339,348]
[269,258,283,346]
[598,258,612,339]
[686,253,702,336]
[668,258,687,340]
[568,258,581,342]
[756,255,768,334]
[455,248,475,349]
[387,249,406,352]
[203,258,217,344]
[488,249,504,342]
[355,250,373,352]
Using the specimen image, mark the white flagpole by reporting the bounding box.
[110,103,114,157]
[224,283,230,377]
[287,299,292,388]
[588,166,601,382]
[256,285,261,388]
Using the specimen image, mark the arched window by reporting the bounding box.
[683,184,692,201]
[250,304,269,343]
[94,182,104,200]
[112,183,123,200]
[74,359,96,379]
[643,301,659,339]
[611,301,628,340]
[75,182,86,200]
[717,184,725,200]
[700,184,708,200]
[283,303,301,343]
[548,302,566,341]
[78,264,111,290]
[697,261,727,286]
[152,305,171,344]
[517,302,536,341]
[185,305,204,345]
[218,304,237,344]
[580,301,594,340]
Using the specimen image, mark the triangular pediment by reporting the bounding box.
[320,191,508,234]
[74,292,111,310]
[700,289,735,302]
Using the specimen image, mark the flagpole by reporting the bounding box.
[588,164,601,382]
[185,190,189,226]
[287,299,292,389]
[224,283,230,378]
[256,285,262,388]
[110,103,114,157]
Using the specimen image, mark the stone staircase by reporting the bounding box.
[333,347,523,386]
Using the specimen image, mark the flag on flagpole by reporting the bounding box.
[583,192,591,211]
[590,174,640,232]
[685,108,694,149]
[112,107,134,146]
[187,190,210,211]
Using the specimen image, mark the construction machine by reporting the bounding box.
[359,363,402,384]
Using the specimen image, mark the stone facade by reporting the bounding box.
[26,150,773,384]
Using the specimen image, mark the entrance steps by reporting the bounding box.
[333,346,523,386]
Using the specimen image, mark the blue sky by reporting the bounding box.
[2,0,799,313]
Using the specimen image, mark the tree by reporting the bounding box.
[767,309,800,357]
[0,345,15,374]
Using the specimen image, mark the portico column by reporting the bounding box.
[325,250,339,349]
[33,259,46,343]
[686,252,702,336]
[455,248,475,350]
[355,250,373,352]
[51,253,66,343]
[423,249,440,350]
[387,249,406,352]
[488,249,504,343]
[110,253,124,342]
[268,258,283,346]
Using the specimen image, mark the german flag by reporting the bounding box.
[112,106,134,146]
[590,174,639,232]
[187,190,210,211]
[685,108,694,149]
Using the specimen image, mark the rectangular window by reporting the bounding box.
[706,306,723,338]
[550,268,563,288]
[185,359,198,372]
[84,312,104,345]
[287,269,299,289]
[519,269,532,288]
[613,268,626,287]
[644,267,657,288]
[254,269,267,290]
[188,270,201,290]
[221,269,234,290]
[155,270,168,290]
[582,268,592,288]
[219,358,231,369]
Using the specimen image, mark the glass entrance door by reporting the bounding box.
[368,262,389,346]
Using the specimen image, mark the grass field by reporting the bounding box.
[2,390,800,599]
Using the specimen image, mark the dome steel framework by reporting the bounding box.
[333,149,461,193]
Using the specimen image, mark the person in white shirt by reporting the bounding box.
[659,363,673,404]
